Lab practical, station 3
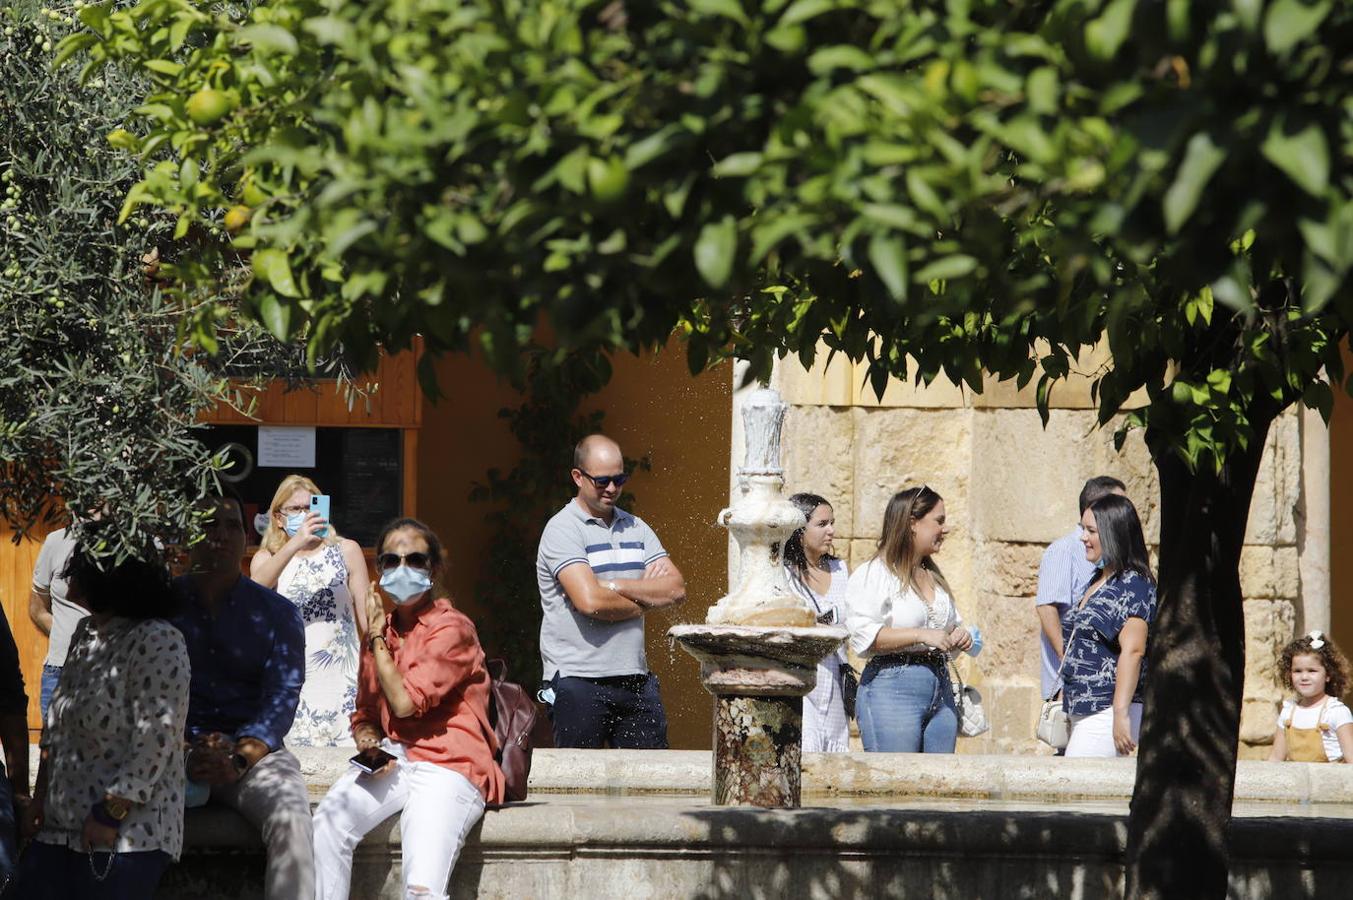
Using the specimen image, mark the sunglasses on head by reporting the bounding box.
[377,552,431,573]
[577,469,630,490]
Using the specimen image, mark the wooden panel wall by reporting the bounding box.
[1,524,56,737]
[205,350,423,429]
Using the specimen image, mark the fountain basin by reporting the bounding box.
[668,623,848,695]
[146,748,1353,899]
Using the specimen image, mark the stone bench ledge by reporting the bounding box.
[29,745,1353,810]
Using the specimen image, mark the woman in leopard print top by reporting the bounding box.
[12,535,189,899]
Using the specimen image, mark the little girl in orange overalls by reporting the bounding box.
[1269,631,1353,763]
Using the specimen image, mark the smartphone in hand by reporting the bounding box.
[310,494,331,537]
[349,747,396,774]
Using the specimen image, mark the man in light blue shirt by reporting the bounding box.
[1035,476,1127,699]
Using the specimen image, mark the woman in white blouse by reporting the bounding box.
[781,492,851,752]
[14,537,189,898]
[846,486,979,753]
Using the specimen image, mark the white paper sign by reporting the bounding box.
[258,426,316,468]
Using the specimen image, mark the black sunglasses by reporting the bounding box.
[377,552,432,573]
[576,469,630,490]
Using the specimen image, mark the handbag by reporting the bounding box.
[486,658,552,802]
[839,662,859,720]
[1036,621,1082,750]
[1036,692,1070,749]
[949,660,989,737]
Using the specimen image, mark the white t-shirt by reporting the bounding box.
[845,557,963,659]
[1278,698,1353,761]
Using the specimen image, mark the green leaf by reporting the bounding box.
[1263,0,1331,55]
[694,216,737,289]
[688,0,748,25]
[235,24,299,56]
[867,233,909,302]
[712,152,763,178]
[1085,0,1137,61]
[808,45,877,75]
[253,248,302,298]
[914,255,977,283]
[1163,132,1226,234]
[303,16,356,47]
[256,292,293,340]
[1026,67,1059,116]
[143,59,184,77]
[52,33,98,69]
[779,0,835,26]
[1261,117,1330,197]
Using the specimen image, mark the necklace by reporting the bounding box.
[89,849,117,881]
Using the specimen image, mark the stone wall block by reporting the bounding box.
[773,349,853,406]
[782,404,856,538]
[974,542,1047,598]
[1239,598,1297,745]
[848,539,877,572]
[967,594,1042,687]
[1240,546,1302,600]
[850,407,974,540]
[969,409,1159,545]
[1244,409,1301,547]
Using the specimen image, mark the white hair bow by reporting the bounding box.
[1307,630,1325,650]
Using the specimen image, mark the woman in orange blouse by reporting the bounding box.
[312,518,504,900]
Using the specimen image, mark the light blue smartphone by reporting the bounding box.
[310,494,331,537]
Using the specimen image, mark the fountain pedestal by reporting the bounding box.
[669,387,847,808]
[668,624,846,807]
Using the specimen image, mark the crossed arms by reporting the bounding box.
[558,557,686,621]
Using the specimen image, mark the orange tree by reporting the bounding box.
[67,1,1351,894]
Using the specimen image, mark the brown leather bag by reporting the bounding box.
[486,659,549,802]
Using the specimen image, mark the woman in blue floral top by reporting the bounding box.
[1061,494,1155,758]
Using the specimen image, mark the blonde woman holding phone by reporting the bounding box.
[252,474,369,747]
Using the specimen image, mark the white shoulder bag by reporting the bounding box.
[1036,621,1083,750]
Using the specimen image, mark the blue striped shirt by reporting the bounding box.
[1035,529,1095,698]
[537,500,668,680]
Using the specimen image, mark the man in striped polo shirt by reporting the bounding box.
[537,434,687,748]
[1036,475,1129,702]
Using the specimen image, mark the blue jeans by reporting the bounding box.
[4,840,171,899]
[39,665,62,722]
[857,657,958,753]
[549,673,669,749]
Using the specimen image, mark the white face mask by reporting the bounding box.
[379,565,432,604]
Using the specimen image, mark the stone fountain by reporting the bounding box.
[669,388,848,808]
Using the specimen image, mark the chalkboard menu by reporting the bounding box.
[196,424,403,547]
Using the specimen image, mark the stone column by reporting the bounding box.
[669,625,845,808]
[713,694,802,807]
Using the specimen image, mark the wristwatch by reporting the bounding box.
[367,633,387,653]
[231,752,251,776]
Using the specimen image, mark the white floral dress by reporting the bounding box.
[276,543,359,747]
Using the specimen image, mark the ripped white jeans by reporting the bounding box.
[313,740,486,900]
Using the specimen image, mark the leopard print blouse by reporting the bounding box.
[39,616,190,858]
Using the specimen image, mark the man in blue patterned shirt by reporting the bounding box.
[172,490,312,900]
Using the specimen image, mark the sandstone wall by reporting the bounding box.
[771,350,1306,757]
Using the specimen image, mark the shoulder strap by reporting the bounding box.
[1047,618,1085,702]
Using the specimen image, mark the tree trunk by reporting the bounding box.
[1124,420,1275,900]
